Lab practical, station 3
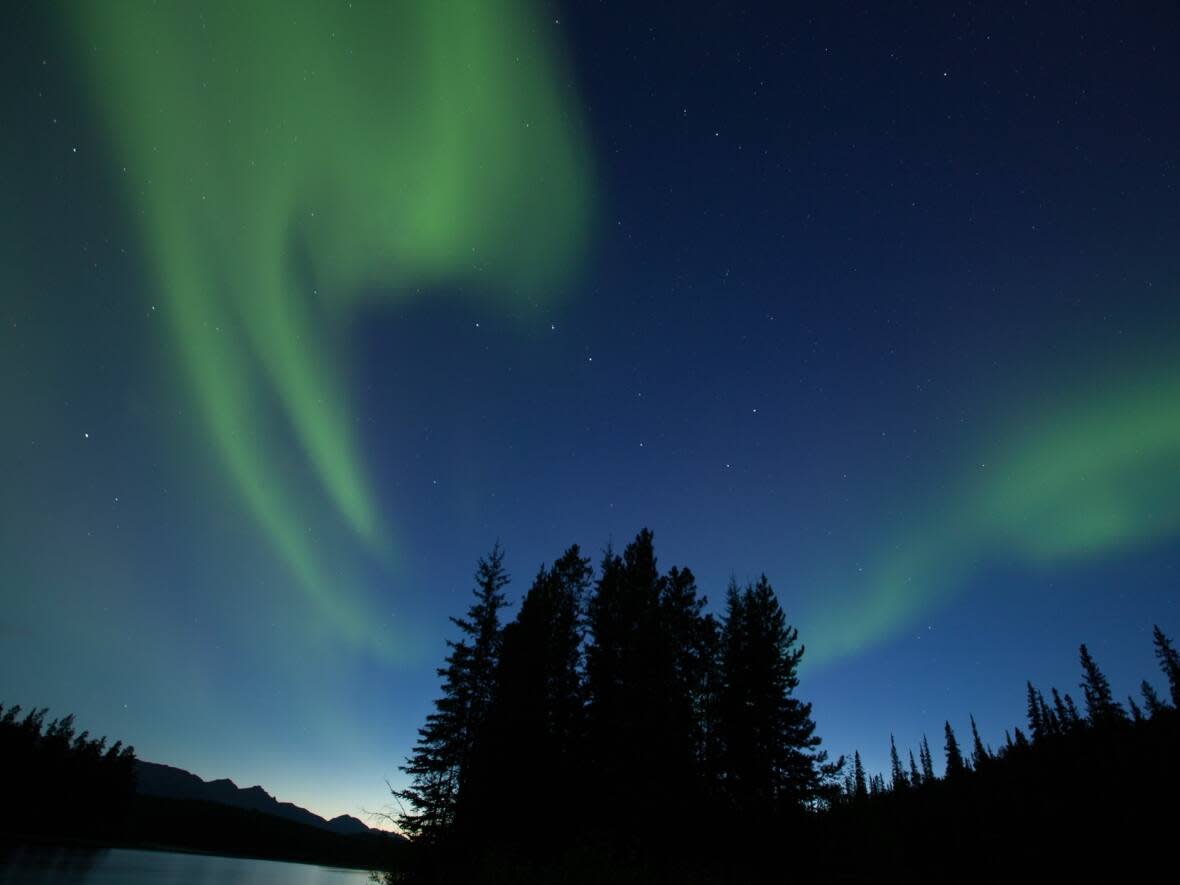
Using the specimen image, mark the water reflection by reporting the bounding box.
[0,844,376,884]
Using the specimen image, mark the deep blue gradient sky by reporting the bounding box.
[2,2,1178,823]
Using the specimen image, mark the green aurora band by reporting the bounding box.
[64,2,591,657]
[807,368,1180,665]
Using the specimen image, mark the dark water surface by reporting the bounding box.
[0,844,377,884]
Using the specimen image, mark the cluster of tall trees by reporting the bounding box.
[395,530,839,857]
[0,702,137,838]
[842,625,1180,798]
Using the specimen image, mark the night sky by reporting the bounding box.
[2,2,1178,825]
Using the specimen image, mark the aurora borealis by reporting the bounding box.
[2,2,1178,822]
[64,0,591,659]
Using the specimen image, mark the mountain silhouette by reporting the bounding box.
[135,760,382,836]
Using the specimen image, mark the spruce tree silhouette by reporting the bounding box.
[396,542,509,840]
[582,531,670,840]
[1038,691,1059,737]
[943,721,966,778]
[969,714,990,769]
[1078,643,1126,726]
[1140,680,1167,718]
[908,749,922,786]
[1012,726,1029,750]
[718,575,838,819]
[470,545,591,846]
[1026,682,1044,742]
[852,750,867,800]
[1152,625,1180,706]
[889,735,907,791]
[919,734,936,782]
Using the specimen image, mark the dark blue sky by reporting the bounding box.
[2,1,1178,822]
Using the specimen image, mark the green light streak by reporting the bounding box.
[808,370,1180,665]
[65,1,591,655]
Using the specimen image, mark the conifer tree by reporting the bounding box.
[908,750,921,786]
[396,543,510,840]
[1038,693,1059,737]
[919,735,935,782]
[889,734,907,791]
[1141,680,1167,718]
[1013,727,1029,750]
[1051,688,1072,732]
[1127,696,1143,723]
[1026,682,1044,741]
[1063,692,1083,728]
[1152,625,1180,706]
[718,575,837,815]
[969,714,989,770]
[943,721,966,779]
[852,750,867,800]
[472,546,591,839]
[1078,643,1126,726]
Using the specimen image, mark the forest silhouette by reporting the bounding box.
[390,529,1180,883]
[3,530,1178,881]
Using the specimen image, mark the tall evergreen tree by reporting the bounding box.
[852,750,867,800]
[718,575,837,816]
[908,750,921,786]
[1078,643,1126,726]
[1152,625,1180,707]
[585,530,718,836]
[471,546,591,842]
[1038,693,1059,737]
[919,735,935,782]
[1127,696,1143,723]
[1026,682,1044,742]
[1141,680,1167,718]
[889,735,907,791]
[969,714,989,770]
[943,721,966,779]
[1051,688,1072,732]
[396,543,510,840]
[1013,726,1029,750]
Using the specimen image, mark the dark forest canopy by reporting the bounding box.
[391,533,1180,883]
[394,530,840,848]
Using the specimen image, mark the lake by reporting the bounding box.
[0,844,380,884]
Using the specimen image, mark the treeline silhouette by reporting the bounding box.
[0,704,136,840]
[0,704,403,873]
[817,626,1180,881]
[392,530,841,882]
[391,532,1180,883]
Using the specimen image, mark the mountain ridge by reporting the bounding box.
[134,760,383,837]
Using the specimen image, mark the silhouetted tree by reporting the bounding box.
[1012,726,1029,751]
[889,735,907,791]
[943,721,966,779]
[852,750,867,800]
[1127,696,1143,723]
[908,749,921,786]
[919,735,936,782]
[1039,692,1059,737]
[1026,682,1044,741]
[470,545,591,843]
[1153,625,1180,706]
[969,714,989,769]
[0,702,135,839]
[1078,643,1126,727]
[717,575,838,817]
[1141,680,1167,718]
[396,543,509,840]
